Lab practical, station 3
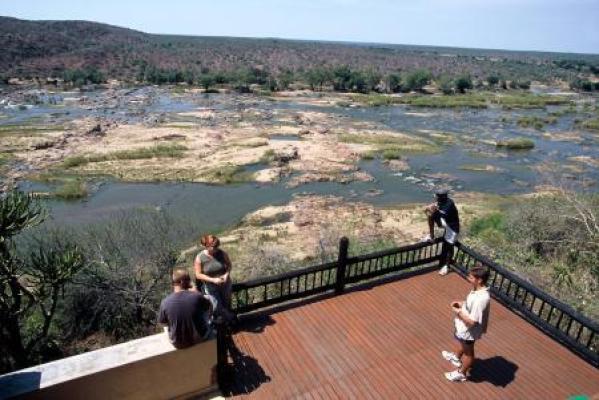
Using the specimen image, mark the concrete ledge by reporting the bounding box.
[0,332,218,400]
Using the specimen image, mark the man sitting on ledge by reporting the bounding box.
[158,268,213,349]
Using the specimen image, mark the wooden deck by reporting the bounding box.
[221,271,599,399]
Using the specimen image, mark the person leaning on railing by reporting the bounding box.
[194,234,236,324]
[422,188,460,276]
[158,268,213,349]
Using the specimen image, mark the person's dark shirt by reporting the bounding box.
[158,290,210,349]
[433,198,460,234]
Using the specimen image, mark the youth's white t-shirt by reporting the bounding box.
[454,287,490,341]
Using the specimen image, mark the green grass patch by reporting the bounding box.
[62,144,188,168]
[348,94,400,107]
[517,115,558,130]
[469,212,505,236]
[496,138,535,150]
[335,100,352,108]
[549,106,577,117]
[201,164,255,184]
[161,123,196,129]
[54,179,88,200]
[228,138,269,148]
[580,118,599,131]
[398,94,488,108]
[459,164,502,172]
[350,92,570,110]
[259,149,276,164]
[382,148,403,160]
[0,124,65,137]
[339,132,440,155]
[491,94,570,109]
[360,150,377,160]
[0,152,14,174]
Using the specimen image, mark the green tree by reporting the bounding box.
[454,75,473,93]
[384,73,402,93]
[363,69,382,92]
[199,74,216,91]
[436,75,454,95]
[487,75,500,87]
[332,65,352,91]
[183,69,196,85]
[305,67,331,91]
[0,191,85,372]
[277,70,295,90]
[349,70,368,93]
[404,69,432,92]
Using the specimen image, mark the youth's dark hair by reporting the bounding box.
[470,264,490,285]
[172,268,192,289]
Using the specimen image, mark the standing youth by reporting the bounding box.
[442,265,491,382]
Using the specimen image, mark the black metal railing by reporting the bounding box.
[453,243,599,367]
[231,237,443,314]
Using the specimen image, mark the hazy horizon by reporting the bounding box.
[2,0,598,55]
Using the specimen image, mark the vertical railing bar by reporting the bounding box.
[538,301,546,318]
[491,270,498,288]
[576,324,584,342]
[498,275,506,293]
[521,289,527,306]
[565,316,574,336]
[547,306,554,323]
[585,331,595,349]
[555,310,564,330]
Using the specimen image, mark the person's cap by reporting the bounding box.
[434,188,449,198]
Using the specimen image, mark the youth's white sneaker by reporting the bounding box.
[439,265,449,275]
[445,370,466,382]
[420,234,433,243]
[441,350,462,368]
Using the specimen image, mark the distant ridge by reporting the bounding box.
[1,16,598,80]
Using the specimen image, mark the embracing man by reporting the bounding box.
[158,268,213,349]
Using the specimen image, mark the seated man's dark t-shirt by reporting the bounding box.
[158,291,211,349]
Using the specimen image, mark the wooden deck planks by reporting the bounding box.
[224,271,599,399]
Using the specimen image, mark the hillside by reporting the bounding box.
[2,16,599,83]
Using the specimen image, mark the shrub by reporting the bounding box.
[403,69,432,92]
[454,75,473,93]
[487,75,500,87]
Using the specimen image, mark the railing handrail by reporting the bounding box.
[346,238,443,264]
[456,242,599,335]
[232,239,443,293]
[232,260,339,291]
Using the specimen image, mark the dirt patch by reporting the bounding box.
[218,192,501,268]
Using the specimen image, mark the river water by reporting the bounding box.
[2,88,598,230]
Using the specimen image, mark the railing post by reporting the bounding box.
[439,240,451,269]
[216,325,228,388]
[335,236,349,295]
